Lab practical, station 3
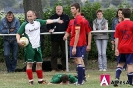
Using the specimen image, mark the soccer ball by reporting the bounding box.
[20,37,29,47]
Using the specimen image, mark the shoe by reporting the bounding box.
[103,69,106,71]
[74,82,83,85]
[38,80,47,84]
[113,79,119,87]
[99,69,103,71]
[127,84,133,87]
[29,81,34,85]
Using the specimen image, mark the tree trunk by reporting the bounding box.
[23,0,43,19]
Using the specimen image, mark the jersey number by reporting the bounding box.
[121,30,130,40]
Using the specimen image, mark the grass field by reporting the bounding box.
[0,60,130,88]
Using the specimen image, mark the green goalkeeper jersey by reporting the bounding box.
[50,74,78,83]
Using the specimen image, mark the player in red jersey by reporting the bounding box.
[63,3,91,85]
[114,8,133,87]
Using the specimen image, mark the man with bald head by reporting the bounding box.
[47,5,69,72]
[16,10,62,85]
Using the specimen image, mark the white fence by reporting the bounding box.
[0,30,115,71]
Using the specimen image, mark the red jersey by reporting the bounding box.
[83,18,91,33]
[67,14,88,46]
[114,20,133,53]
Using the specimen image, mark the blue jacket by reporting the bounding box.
[0,17,20,41]
[111,17,119,41]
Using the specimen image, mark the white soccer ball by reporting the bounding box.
[20,37,29,47]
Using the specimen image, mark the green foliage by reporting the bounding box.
[0,1,132,62]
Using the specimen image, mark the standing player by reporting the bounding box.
[63,3,91,85]
[114,8,133,87]
[16,10,62,85]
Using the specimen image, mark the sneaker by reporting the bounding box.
[103,69,106,71]
[38,80,47,84]
[74,82,83,85]
[113,79,119,87]
[99,69,103,71]
[29,81,34,85]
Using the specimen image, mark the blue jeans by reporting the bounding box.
[4,40,18,72]
[95,39,108,69]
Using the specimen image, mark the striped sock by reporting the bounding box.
[127,72,133,85]
[77,64,83,84]
[115,67,122,79]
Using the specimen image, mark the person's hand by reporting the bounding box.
[59,20,63,24]
[47,82,53,85]
[111,40,115,44]
[17,40,25,47]
[72,47,76,55]
[115,49,119,56]
[10,28,14,32]
[49,29,53,33]
[63,36,67,41]
[86,45,91,51]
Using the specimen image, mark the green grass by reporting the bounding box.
[0,60,130,88]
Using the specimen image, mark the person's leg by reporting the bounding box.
[24,44,35,85]
[70,46,83,84]
[83,51,89,68]
[75,58,84,84]
[101,39,108,71]
[35,47,46,84]
[95,40,102,70]
[126,54,133,85]
[4,41,11,72]
[59,41,66,71]
[11,40,18,72]
[51,41,59,71]
[113,54,125,87]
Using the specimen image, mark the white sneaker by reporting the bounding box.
[103,69,106,71]
[99,69,103,71]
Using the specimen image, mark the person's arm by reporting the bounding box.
[87,32,92,51]
[69,75,78,83]
[114,25,119,56]
[63,32,70,41]
[0,20,9,34]
[16,22,27,47]
[93,23,96,31]
[104,21,108,30]
[11,19,20,33]
[111,19,115,44]
[73,26,80,48]
[115,38,119,56]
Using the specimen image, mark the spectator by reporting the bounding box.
[93,10,108,71]
[0,11,20,72]
[47,5,69,72]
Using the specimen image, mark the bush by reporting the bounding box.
[0,1,130,62]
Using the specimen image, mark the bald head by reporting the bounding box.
[26,10,35,23]
[56,5,63,16]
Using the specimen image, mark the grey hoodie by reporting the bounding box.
[93,18,109,40]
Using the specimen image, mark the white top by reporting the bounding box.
[25,21,40,48]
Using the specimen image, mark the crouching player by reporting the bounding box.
[48,74,78,85]
[16,10,62,85]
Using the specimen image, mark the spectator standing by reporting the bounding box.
[0,11,20,72]
[93,10,108,71]
[47,5,69,71]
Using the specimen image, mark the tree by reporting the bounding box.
[23,0,43,19]
[111,0,122,6]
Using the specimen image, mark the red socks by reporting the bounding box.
[26,69,33,80]
[36,70,43,79]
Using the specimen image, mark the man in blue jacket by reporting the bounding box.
[0,11,20,72]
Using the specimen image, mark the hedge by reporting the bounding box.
[0,1,132,62]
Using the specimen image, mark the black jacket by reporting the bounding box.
[47,13,69,41]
